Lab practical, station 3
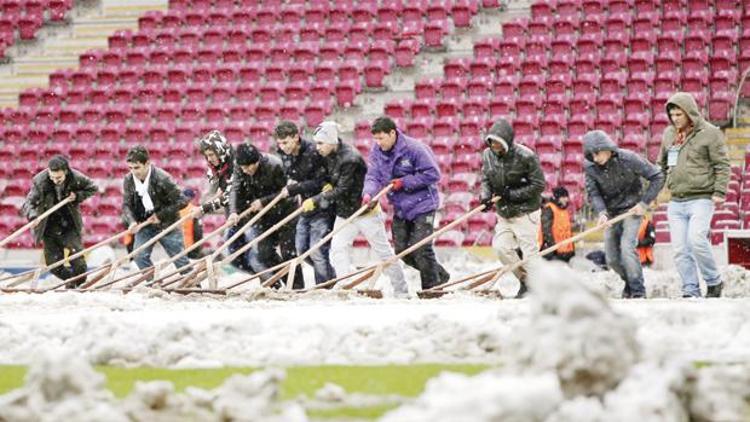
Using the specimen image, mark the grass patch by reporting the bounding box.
[0,363,488,419]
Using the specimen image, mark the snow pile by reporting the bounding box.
[382,265,750,421]
[382,371,563,422]
[0,350,122,422]
[687,364,750,422]
[0,350,306,421]
[508,265,640,396]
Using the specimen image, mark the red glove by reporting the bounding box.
[391,179,404,191]
[361,194,372,206]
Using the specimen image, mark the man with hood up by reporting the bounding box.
[363,116,449,291]
[658,92,730,298]
[192,130,250,271]
[583,130,664,299]
[539,186,575,263]
[21,155,98,288]
[479,118,546,298]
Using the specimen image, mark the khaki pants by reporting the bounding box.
[491,210,541,282]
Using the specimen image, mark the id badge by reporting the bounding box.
[667,147,679,167]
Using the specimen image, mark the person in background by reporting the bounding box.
[179,188,204,259]
[637,215,655,267]
[539,186,575,263]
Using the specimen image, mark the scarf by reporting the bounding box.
[133,165,154,213]
[673,123,694,147]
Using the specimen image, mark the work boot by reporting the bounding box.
[621,285,631,299]
[706,282,723,298]
[515,281,528,298]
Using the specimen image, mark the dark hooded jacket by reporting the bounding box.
[657,92,730,201]
[275,139,330,212]
[583,130,665,217]
[312,141,368,219]
[21,164,98,244]
[480,119,546,219]
[228,153,296,228]
[198,131,236,216]
[122,165,188,229]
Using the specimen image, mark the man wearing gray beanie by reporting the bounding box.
[307,121,408,296]
[583,130,664,298]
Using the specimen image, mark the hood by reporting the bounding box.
[198,130,233,166]
[583,130,618,162]
[485,118,515,150]
[665,92,703,126]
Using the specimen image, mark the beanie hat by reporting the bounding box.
[236,143,261,165]
[552,186,569,200]
[313,121,339,145]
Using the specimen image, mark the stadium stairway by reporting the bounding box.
[0,0,167,108]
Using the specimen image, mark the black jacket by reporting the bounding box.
[480,119,546,219]
[200,147,235,216]
[122,165,188,229]
[583,131,665,217]
[22,168,98,244]
[228,154,296,228]
[312,141,367,219]
[276,139,330,212]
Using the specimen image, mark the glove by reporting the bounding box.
[391,179,404,191]
[480,197,495,212]
[302,198,316,212]
[501,186,513,202]
[361,194,372,207]
[322,183,333,193]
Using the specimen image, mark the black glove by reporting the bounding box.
[501,186,513,202]
[480,197,495,212]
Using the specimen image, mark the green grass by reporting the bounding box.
[0,363,488,419]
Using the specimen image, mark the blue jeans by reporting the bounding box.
[133,225,190,271]
[668,199,721,297]
[295,212,335,284]
[604,214,645,296]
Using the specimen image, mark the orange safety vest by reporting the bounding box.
[538,202,575,253]
[637,217,654,265]
[179,204,196,247]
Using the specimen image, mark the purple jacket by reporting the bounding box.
[363,130,441,221]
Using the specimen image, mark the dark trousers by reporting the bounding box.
[225,226,252,272]
[245,220,304,289]
[43,229,87,288]
[392,212,450,290]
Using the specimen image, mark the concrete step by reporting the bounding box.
[13,57,78,75]
[101,1,166,18]
[0,76,47,92]
[43,38,107,55]
[73,19,138,38]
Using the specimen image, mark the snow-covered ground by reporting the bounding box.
[2,260,750,420]
[1,262,749,368]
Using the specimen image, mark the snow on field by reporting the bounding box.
[0,264,749,368]
[2,262,750,420]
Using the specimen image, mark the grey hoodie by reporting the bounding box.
[657,92,730,201]
[583,130,665,217]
